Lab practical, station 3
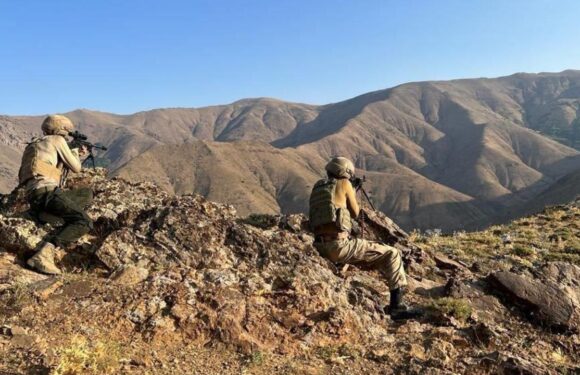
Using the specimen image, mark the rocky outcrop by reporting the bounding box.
[0,169,578,374]
[0,169,423,354]
[489,270,580,332]
[0,217,46,256]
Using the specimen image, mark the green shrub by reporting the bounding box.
[511,245,535,257]
[428,297,472,322]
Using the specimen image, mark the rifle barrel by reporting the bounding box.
[78,140,108,151]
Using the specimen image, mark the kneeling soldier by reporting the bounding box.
[18,115,93,275]
[309,157,422,320]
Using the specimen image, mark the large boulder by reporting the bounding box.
[489,271,580,332]
[0,215,46,255]
[0,252,47,291]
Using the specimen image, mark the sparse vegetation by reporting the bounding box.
[313,345,337,361]
[0,163,578,375]
[427,297,472,322]
[5,281,34,309]
[54,336,121,375]
[511,245,536,257]
[420,200,580,267]
[244,351,265,367]
[312,344,359,363]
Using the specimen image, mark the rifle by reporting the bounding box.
[60,131,108,187]
[350,176,376,211]
[350,175,377,240]
[68,131,108,169]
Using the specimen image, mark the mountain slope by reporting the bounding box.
[113,141,491,230]
[114,141,323,215]
[1,71,580,230]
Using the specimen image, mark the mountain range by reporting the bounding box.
[1,70,580,231]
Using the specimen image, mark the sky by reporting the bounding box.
[1,0,579,115]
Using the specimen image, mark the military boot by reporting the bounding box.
[385,287,423,320]
[27,242,62,275]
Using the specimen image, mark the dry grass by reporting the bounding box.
[5,281,34,309]
[312,343,360,363]
[417,201,580,269]
[54,335,121,375]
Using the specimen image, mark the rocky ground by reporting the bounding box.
[0,169,578,375]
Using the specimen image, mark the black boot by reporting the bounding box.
[385,288,423,320]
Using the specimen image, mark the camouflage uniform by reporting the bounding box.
[19,115,93,247]
[314,237,407,290]
[310,157,407,291]
[28,187,93,246]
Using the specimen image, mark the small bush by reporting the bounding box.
[515,227,538,240]
[409,230,427,244]
[313,345,337,361]
[6,282,33,308]
[54,335,121,375]
[464,232,500,246]
[554,228,573,240]
[562,237,580,253]
[511,245,535,257]
[428,297,472,322]
[248,351,264,366]
[337,343,360,358]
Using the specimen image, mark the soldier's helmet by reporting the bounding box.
[325,157,355,179]
[41,115,75,136]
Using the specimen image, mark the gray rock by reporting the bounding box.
[541,262,580,290]
[434,255,468,271]
[0,215,46,255]
[489,271,579,331]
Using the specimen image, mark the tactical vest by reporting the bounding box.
[309,178,352,233]
[18,137,62,185]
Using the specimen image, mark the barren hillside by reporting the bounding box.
[1,71,580,230]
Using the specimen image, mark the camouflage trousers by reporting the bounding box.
[28,187,94,247]
[314,238,408,290]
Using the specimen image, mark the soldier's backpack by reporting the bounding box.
[309,178,352,233]
[18,137,62,186]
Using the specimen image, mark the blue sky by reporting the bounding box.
[1,0,579,115]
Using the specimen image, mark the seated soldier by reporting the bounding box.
[309,157,422,320]
[18,115,93,275]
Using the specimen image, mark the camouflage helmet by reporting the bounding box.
[325,157,355,179]
[41,115,75,136]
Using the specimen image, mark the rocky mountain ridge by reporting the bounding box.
[0,169,578,374]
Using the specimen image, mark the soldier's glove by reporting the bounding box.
[350,176,364,190]
[78,145,89,157]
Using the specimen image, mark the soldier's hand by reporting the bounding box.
[78,145,89,157]
[350,177,363,190]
